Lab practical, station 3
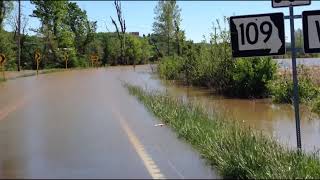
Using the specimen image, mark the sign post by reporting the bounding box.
[288,5,302,150]
[230,0,312,150]
[64,52,69,70]
[34,50,41,76]
[273,0,311,151]
[0,54,6,81]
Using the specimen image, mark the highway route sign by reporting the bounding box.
[64,52,69,61]
[302,10,320,53]
[91,55,99,62]
[0,54,5,65]
[230,13,285,57]
[35,50,41,62]
[272,0,310,8]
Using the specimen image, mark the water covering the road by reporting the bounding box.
[0,65,319,178]
[0,67,218,178]
[120,65,320,153]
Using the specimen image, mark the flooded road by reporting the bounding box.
[0,67,217,178]
[120,65,320,153]
[1,65,319,178]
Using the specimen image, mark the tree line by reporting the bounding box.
[0,0,159,71]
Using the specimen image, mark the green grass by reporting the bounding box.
[125,83,320,179]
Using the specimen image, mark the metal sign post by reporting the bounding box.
[34,50,41,76]
[273,0,308,150]
[288,6,302,150]
[64,52,69,70]
[229,0,312,151]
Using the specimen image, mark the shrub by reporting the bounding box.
[268,67,319,103]
[228,57,277,98]
[312,96,320,114]
[71,56,89,68]
[158,56,184,80]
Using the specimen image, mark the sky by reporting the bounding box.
[5,0,320,43]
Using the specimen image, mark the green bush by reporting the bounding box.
[157,19,278,98]
[0,29,16,70]
[70,56,89,68]
[158,56,184,80]
[311,96,320,114]
[125,35,152,65]
[158,43,277,98]
[228,57,277,98]
[268,69,319,103]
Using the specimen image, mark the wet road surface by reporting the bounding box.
[0,67,218,178]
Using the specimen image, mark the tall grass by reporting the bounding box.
[125,83,320,179]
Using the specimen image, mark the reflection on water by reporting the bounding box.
[121,65,320,153]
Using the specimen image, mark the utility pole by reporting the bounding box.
[17,0,21,71]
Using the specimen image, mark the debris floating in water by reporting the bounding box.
[154,123,165,127]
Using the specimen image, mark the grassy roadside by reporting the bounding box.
[125,83,320,179]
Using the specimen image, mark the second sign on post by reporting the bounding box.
[230,13,285,57]
[303,10,320,53]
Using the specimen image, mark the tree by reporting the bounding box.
[65,2,96,56]
[0,0,13,29]
[30,0,69,67]
[0,1,14,70]
[111,0,126,64]
[9,1,27,71]
[174,19,185,56]
[153,0,181,56]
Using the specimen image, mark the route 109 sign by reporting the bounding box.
[230,13,285,57]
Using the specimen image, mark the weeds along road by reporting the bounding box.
[0,66,218,179]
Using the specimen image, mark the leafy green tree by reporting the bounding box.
[105,35,121,65]
[0,1,14,70]
[153,0,181,56]
[0,31,15,70]
[0,0,13,28]
[65,2,96,56]
[30,0,69,67]
[20,35,43,70]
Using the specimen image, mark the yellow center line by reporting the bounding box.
[111,107,165,179]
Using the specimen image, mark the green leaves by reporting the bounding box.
[230,57,277,98]
[268,66,320,104]
[153,0,181,56]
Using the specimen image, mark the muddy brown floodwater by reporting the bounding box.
[120,65,320,153]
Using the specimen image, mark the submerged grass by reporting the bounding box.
[125,83,320,179]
